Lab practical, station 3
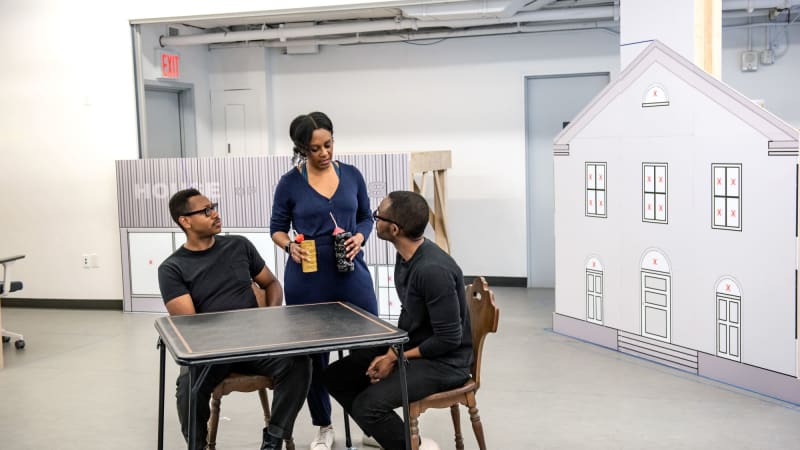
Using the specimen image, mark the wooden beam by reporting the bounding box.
[410,151,452,254]
[410,150,452,173]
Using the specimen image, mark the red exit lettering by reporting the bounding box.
[161,53,180,79]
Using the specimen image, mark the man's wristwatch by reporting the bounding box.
[284,241,294,254]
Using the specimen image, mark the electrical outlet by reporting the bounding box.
[740,51,758,72]
[82,254,99,268]
[759,49,775,65]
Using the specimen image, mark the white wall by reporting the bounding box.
[267,30,621,278]
[722,24,800,126]
[0,0,405,300]
[1,0,798,300]
[0,2,139,300]
[207,47,272,157]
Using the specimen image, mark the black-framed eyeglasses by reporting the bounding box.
[372,209,401,228]
[182,202,219,218]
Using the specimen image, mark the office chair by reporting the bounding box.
[0,254,26,350]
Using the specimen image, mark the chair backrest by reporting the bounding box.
[466,276,499,389]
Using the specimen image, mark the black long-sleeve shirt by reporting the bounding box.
[394,239,473,369]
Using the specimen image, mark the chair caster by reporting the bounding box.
[14,340,24,349]
[2,336,8,343]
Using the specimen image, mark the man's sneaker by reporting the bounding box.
[418,437,440,450]
[261,427,284,450]
[362,434,382,448]
[310,425,334,450]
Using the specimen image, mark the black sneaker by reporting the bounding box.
[261,427,283,450]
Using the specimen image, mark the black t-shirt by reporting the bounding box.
[158,235,266,313]
[395,239,473,370]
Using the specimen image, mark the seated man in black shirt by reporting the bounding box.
[324,190,473,450]
[158,188,311,450]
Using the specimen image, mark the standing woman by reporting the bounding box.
[270,111,378,450]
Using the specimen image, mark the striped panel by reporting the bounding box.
[618,330,699,373]
[385,154,411,265]
[340,154,385,265]
[116,154,411,259]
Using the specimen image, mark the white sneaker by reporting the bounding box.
[418,437,440,450]
[361,434,382,448]
[310,425,334,450]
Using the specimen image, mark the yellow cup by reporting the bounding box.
[300,239,317,273]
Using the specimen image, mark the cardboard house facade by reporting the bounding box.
[552,41,800,403]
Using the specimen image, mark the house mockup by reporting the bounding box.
[552,40,800,403]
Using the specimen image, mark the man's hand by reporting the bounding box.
[365,349,398,384]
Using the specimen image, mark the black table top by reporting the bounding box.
[155,302,407,365]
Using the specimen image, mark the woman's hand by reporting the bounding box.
[345,233,365,260]
[289,242,309,264]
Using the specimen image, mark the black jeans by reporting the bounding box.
[324,348,469,450]
[176,355,312,449]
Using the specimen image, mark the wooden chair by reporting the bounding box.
[409,277,500,450]
[206,284,295,450]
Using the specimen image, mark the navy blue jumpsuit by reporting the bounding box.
[270,161,379,426]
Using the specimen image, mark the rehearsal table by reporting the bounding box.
[155,302,410,450]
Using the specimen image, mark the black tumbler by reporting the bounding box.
[334,231,355,272]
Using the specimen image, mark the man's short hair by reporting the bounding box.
[387,191,429,239]
[169,188,202,230]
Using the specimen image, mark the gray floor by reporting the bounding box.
[2,287,800,449]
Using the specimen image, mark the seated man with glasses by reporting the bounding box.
[325,191,473,450]
[158,188,311,450]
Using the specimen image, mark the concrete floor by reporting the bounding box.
[1,287,800,449]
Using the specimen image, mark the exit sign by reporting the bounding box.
[158,49,180,79]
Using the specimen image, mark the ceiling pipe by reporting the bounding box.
[429,5,614,28]
[523,0,560,13]
[402,0,532,21]
[208,20,620,50]
[160,5,615,47]
[161,17,418,46]
[498,0,538,18]
[722,0,800,10]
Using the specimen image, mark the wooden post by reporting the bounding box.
[410,151,452,253]
[695,0,721,78]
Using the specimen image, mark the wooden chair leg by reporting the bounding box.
[410,413,421,450]
[257,388,271,423]
[468,404,487,450]
[207,395,221,450]
[450,404,464,450]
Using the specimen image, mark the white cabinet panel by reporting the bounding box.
[173,232,186,250]
[129,233,173,296]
